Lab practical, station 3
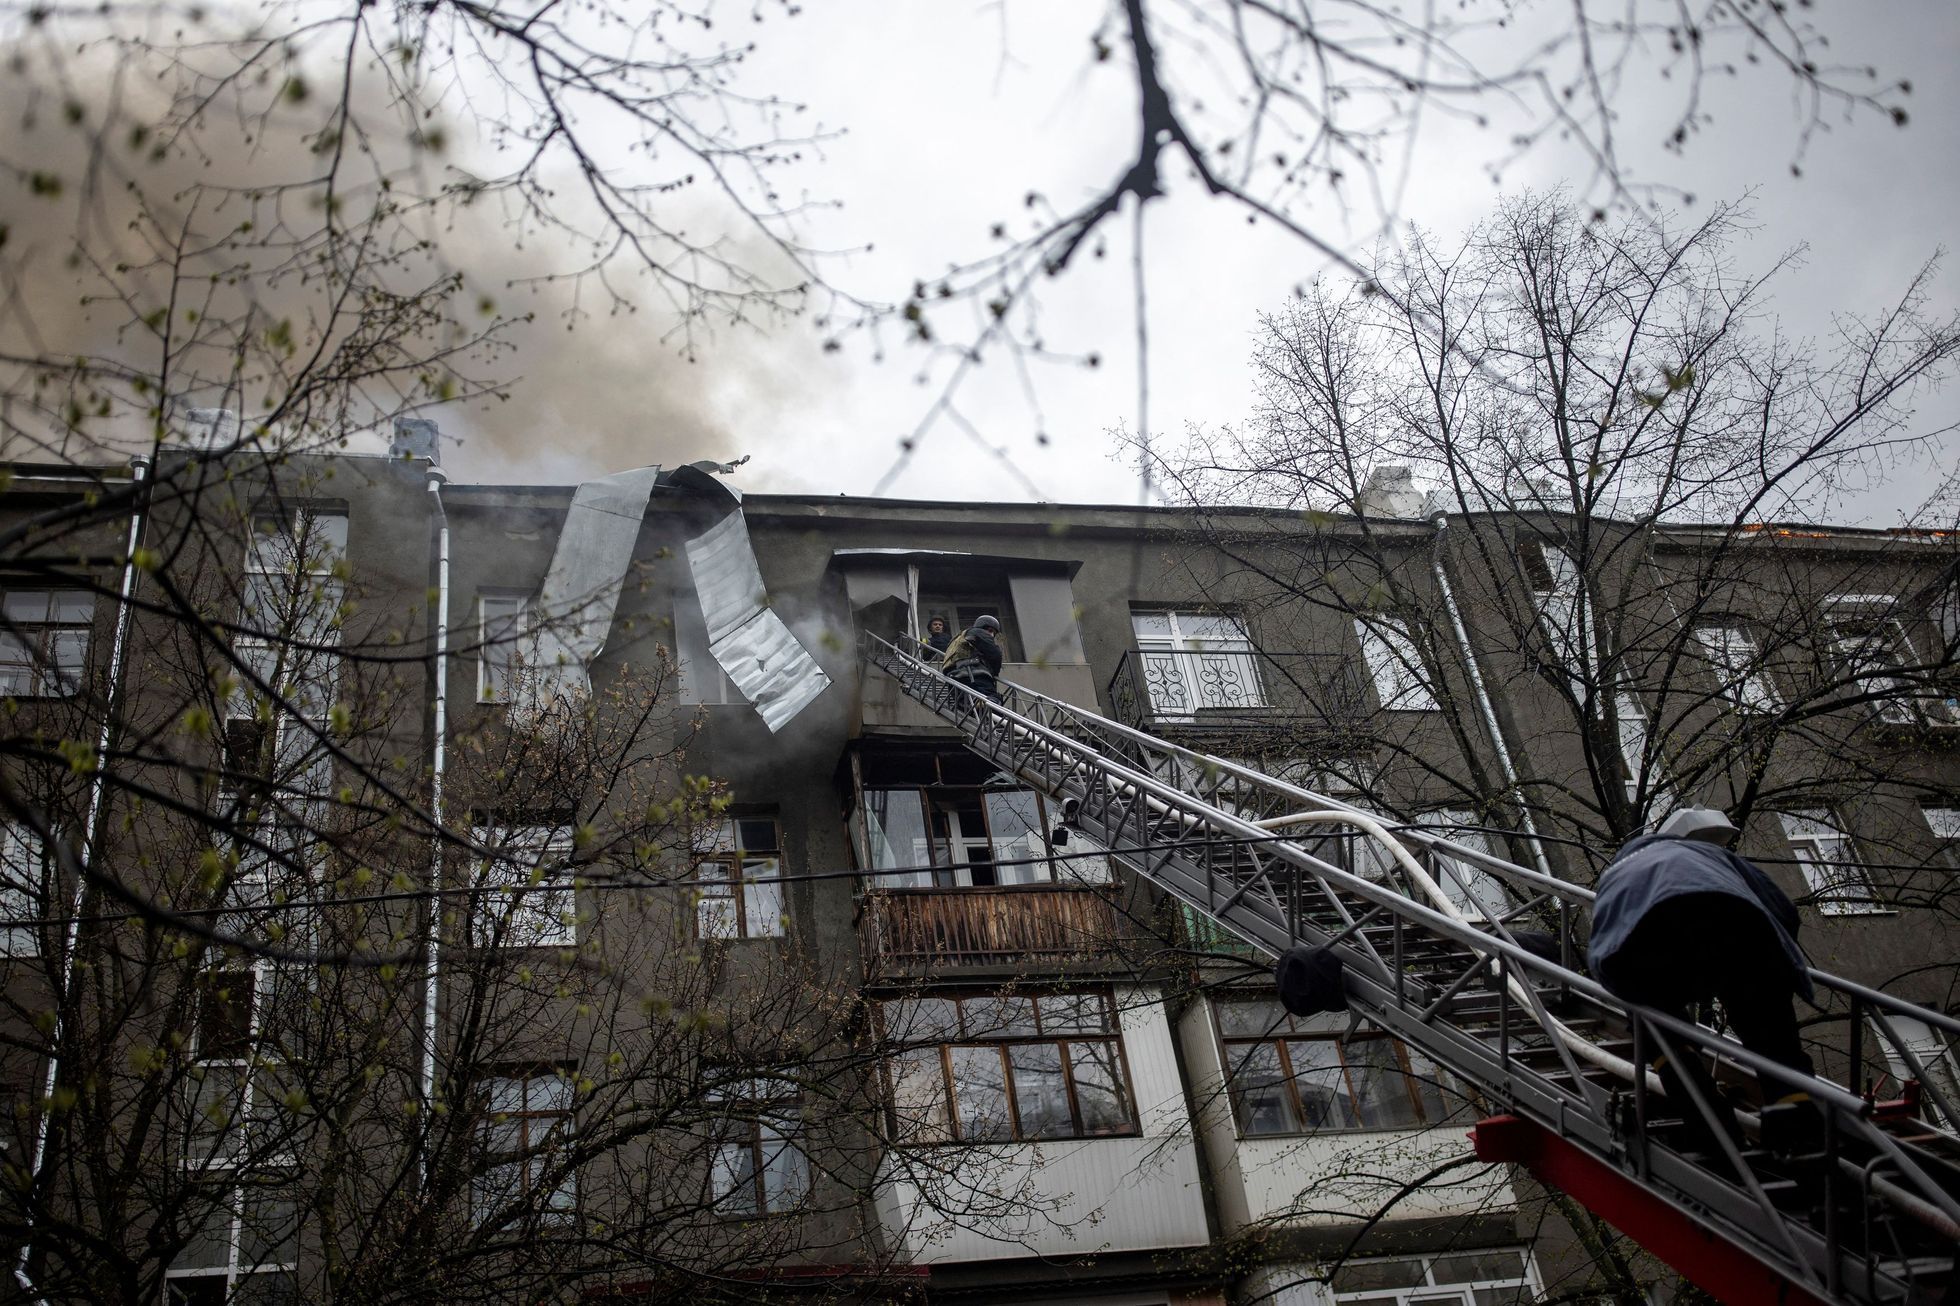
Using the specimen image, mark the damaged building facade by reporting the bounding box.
[0,435,1957,1304]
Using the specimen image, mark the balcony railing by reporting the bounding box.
[859,885,1122,967]
[1106,649,1371,739]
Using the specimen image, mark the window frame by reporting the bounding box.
[857,784,1112,889]
[476,590,532,705]
[1779,808,1886,916]
[162,1178,301,1304]
[694,817,786,941]
[471,1069,578,1229]
[0,821,46,958]
[1217,998,1455,1138]
[1129,608,1267,714]
[1922,806,1960,871]
[878,989,1139,1144]
[1353,615,1439,712]
[1692,620,1780,713]
[706,1076,811,1218]
[0,587,94,698]
[1327,1248,1540,1305]
[1822,597,1952,727]
[470,822,579,949]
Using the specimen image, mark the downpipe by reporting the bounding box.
[1428,511,1558,882]
[419,470,450,1186]
[17,456,150,1298]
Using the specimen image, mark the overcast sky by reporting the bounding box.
[438,1,1960,522]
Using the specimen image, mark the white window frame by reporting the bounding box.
[476,591,532,705]
[1823,595,1952,726]
[1130,609,1266,714]
[1324,1248,1541,1305]
[0,822,46,958]
[694,818,786,940]
[470,824,577,949]
[707,1076,811,1218]
[1779,809,1885,916]
[1693,621,1780,712]
[162,1179,300,1304]
[1354,616,1439,712]
[472,1070,577,1228]
[1924,806,1960,870]
[0,588,93,697]
[1415,811,1511,920]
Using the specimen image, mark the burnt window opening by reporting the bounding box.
[917,567,1023,662]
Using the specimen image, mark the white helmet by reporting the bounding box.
[1657,807,1740,845]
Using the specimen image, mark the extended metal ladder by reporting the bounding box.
[863,635,1960,1306]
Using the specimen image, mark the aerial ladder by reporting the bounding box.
[861,634,1960,1306]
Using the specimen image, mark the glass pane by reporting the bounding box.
[948,1046,1011,1141]
[1180,613,1249,645]
[759,1124,809,1211]
[737,819,779,853]
[1332,1258,1431,1292]
[984,790,1050,884]
[741,861,785,938]
[696,886,738,940]
[484,1077,527,1115]
[888,1048,949,1141]
[239,1185,299,1268]
[1130,612,1174,643]
[1067,1040,1132,1134]
[1403,1044,1451,1122]
[884,997,959,1043]
[1008,1043,1072,1138]
[1431,1250,1526,1284]
[1215,999,1290,1039]
[299,512,348,572]
[1228,1041,1304,1135]
[711,1139,757,1214]
[50,590,94,622]
[961,994,1036,1038]
[175,1189,236,1270]
[1286,1038,1361,1129]
[1345,1037,1423,1129]
[1039,992,1110,1035]
[2,592,52,623]
[863,789,934,889]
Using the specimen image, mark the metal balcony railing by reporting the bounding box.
[1106,648,1370,738]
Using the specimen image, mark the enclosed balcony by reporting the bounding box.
[857,884,1122,968]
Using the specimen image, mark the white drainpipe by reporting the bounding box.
[1429,510,1557,882]
[17,456,150,1298]
[419,469,450,1184]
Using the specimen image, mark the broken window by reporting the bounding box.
[694,818,785,940]
[859,783,1108,888]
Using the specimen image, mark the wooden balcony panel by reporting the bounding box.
[861,886,1123,966]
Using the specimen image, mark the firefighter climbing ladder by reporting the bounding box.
[862,634,1960,1306]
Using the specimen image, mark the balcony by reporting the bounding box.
[860,659,1100,732]
[1105,649,1371,744]
[858,885,1122,968]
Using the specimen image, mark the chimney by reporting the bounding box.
[391,416,441,464]
[1357,465,1422,519]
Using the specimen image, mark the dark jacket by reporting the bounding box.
[1590,834,1812,1000]
[940,626,1003,688]
[921,628,952,659]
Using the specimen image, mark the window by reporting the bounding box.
[473,1071,576,1228]
[164,1181,299,1305]
[880,990,1136,1143]
[1354,616,1439,712]
[0,589,93,697]
[471,824,577,948]
[1923,807,1960,870]
[1414,812,1512,920]
[0,822,46,958]
[708,1077,810,1217]
[918,567,1023,662]
[231,510,344,802]
[1327,1249,1538,1305]
[858,785,1111,889]
[1823,599,1953,727]
[1693,622,1779,712]
[1779,809,1884,915]
[1614,686,1658,803]
[1872,1014,1960,1128]
[1218,998,1453,1135]
[477,591,531,704]
[1518,540,1592,688]
[673,589,745,706]
[1130,610,1264,713]
[695,818,785,940]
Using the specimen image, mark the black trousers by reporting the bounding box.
[1597,892,1813,1142]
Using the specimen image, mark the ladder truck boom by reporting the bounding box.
[862,635,1960,1306]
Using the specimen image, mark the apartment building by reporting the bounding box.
[0,435,1955,1304]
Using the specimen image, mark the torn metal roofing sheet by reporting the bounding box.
[515,465,662,714]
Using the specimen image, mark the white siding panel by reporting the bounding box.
[875,987,1208,1263]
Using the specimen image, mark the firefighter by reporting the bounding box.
[939,615,1004,701]
[1589,808,1819,1151]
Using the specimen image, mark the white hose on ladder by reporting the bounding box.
[1254,809,1655,1092]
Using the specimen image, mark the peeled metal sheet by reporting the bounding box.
[515,465,662,713]
[684,510,831,732]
